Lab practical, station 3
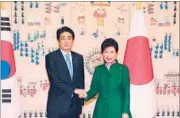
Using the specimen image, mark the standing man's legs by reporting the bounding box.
[57,110,79,118]
[47,110,69,118]
[68,101,79,118]
[58,112,69,118]
[69,109,79,118]
[47,111,62,118]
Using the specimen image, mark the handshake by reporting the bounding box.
[74,89,87,98]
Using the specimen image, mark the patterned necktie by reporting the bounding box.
[65,54,73,80]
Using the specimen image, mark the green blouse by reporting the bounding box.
[85,62,132,118]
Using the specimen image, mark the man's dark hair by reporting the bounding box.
[56,26,75,40]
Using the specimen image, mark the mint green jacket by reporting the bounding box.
[85,62,132,118]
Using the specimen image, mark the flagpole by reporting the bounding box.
[136,2,142,10]
[1,2,6,9]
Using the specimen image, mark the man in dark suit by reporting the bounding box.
[45,26,85,118]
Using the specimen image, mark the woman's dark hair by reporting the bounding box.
[101,38,119,53]
[56,26,75,40]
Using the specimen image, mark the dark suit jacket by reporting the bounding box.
[45,49,84,115]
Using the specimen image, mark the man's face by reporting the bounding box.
[58,32,74,52]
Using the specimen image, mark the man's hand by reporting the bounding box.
[79,113,83,118]
[74,89,84,95]
[74,89,87,98]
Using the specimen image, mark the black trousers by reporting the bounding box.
[47,102,79,118]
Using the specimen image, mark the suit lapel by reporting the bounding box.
[71,52,77,82]
[57,49,71,81]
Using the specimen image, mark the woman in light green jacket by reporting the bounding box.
[84,38,132,118]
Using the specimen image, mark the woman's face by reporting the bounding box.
[102,46,117,64]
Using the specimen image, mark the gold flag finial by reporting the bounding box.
[136,2,142,10]
[1,2,6,10]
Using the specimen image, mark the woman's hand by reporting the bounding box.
[122,113,128,118]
